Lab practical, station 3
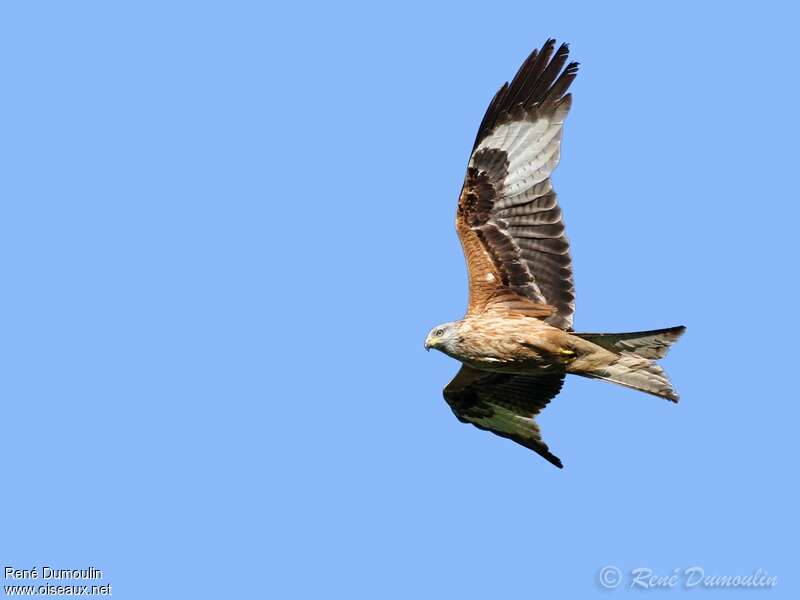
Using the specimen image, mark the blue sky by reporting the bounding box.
[2,1,798,598]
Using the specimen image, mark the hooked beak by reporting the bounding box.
[424,337,432,352]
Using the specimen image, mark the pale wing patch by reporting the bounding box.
[478,118,549,157]
[475,114,566,196]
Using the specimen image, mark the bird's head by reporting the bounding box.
[424,321,459,354]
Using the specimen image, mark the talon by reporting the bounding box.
[558,348,576,363]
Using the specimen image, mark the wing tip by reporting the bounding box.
[536,446,564,468]
[473,39,579,150]
[549,455,565,469]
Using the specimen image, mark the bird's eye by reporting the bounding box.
[435,329,444,336]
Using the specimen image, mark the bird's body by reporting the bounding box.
[437,314,573,374]
[429,316,680,395]
[425,40,685,468]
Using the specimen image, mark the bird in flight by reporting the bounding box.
[424,39,685,468]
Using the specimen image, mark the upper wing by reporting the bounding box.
[457,40,578,329]
[443,365,565,468]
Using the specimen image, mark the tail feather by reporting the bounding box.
[577,326,685,359]
[575,326,685,402]
[585,354,680,402]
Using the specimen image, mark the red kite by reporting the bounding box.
[425,40,685,468]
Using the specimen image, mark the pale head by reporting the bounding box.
[424,321,460,354]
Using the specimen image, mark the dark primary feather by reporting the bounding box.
[444,366,565,468]
[577,326,686,360]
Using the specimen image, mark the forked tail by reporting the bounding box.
[576,326,686,401]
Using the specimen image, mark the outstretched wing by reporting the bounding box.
[443,365,565,468]
[457,40,578,329]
